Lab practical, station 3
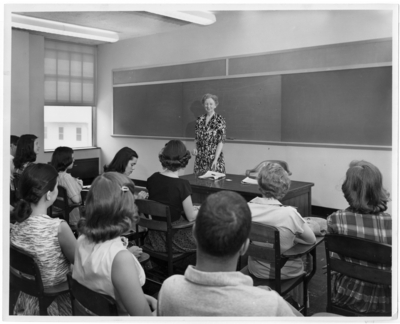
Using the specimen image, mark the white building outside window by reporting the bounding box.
[45,106,93,150]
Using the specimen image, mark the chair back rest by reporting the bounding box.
[52,185,70,223]
[325,234,391,285]
[135,199,172,232]
[67,273,118,316]
[246,222,280,262]
[10,245,44,297]
[53,185,68,209]
[246,160,292,178]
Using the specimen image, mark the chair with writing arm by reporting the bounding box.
[66,272,118,316]
[324,233,392,316]
[49,185,82,236]
[10,244,69,315]
[240,222,323,316]
[135,199,195,280]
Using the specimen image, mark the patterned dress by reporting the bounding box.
[194,113,226,176]
[13,161,34,178]
[10,214,72,315]
[327,209,392,313]
[144,172,196,254]
[57,172,82,225]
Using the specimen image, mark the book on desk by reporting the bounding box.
[198,171,226,180]
[241,177,258,185]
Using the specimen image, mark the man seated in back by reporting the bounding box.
[157,190,302,316]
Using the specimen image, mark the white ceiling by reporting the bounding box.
[13,11,199,45]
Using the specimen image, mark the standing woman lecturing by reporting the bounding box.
[192,93,226,176]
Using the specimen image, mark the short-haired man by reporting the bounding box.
[157,190,301,316]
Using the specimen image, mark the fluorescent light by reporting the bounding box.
[11,13,119,43]
[147,10,216,25]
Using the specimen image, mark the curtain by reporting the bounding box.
[44,39,97,105]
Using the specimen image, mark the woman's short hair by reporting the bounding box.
[13,134,38,169]
[14,163,58,223]
[159,140,191,172]
[104,147,139,173]
[257,162,291,200]
[201,93,219,106]
[51,146,74,172]
[342,160,390,214]
[78,172,138,243]
[195,191,251,258]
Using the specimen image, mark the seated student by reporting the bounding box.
[13,134,40,178]
[143,140,197,254]
[104,147,147,199]
[73,172,157,316]
[104,146,138,176]
[247,162,316,305]
[11,164,76,315]
[51,146,83,225]
[158,191,301,316]
[327,160,392,314]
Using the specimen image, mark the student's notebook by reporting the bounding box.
[198,171,226,180]
[241,177,258,185]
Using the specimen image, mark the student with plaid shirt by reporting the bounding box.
[327,160,391,314]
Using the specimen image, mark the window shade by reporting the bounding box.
[44,39,97,105]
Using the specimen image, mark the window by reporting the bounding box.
[76,127,82,141]
[44,127,47,139]
[43,39,96,151]
[45,106,93,150]
[59,127,64,140]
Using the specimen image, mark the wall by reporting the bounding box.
[10,30,101,167]
[97,10,394,212]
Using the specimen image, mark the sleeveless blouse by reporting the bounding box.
[73,235,146,316]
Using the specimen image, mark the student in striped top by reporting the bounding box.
[11,163,76,315]
[327,160,392,314]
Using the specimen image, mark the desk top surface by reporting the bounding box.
[180,173,314,196]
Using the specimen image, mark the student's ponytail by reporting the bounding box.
[14,199,32,223]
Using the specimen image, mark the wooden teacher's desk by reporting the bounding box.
[180,174,314,218]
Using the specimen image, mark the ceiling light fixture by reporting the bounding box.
[11,13,119,43]
[147,10,216,25]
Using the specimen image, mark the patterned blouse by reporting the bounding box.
[194,113,226,176]
[10,214,72,315]
[327,209,392,313]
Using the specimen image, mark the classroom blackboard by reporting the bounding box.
[113,67,392,146]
